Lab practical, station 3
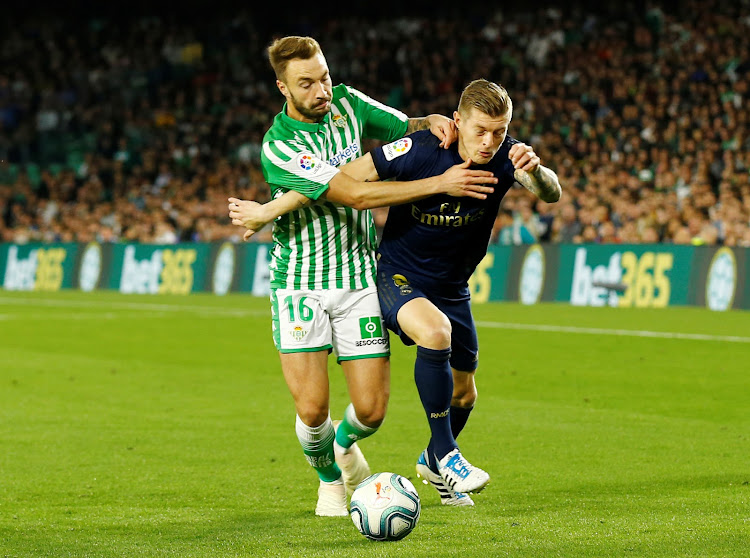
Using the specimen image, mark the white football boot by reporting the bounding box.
[437,448,490,494]
[315,479,348,517]
[333,420,371,495]
[415,449,474,506]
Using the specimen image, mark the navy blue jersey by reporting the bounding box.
[371,130,519,287]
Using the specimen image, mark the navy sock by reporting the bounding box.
[426,405,474,472]
[414,346,456,465]
[450,405,473,440]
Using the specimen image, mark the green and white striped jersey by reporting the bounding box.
[261,83,409,290]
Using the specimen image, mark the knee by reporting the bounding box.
[296,404,330,427]
[353,397,388,428]
[416,316,452,350]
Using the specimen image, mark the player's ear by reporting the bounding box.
[277,79,288,97]
[453,110,461,129]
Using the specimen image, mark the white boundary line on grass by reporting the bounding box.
[474,321,750,344]
[0,295,266,317]
[2,296,748,343]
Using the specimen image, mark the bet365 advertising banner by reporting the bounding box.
[0,242,747,311]
[472,243,748,311]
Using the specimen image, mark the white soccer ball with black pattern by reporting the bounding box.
[349,472,421,541]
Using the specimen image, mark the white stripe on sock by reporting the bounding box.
[344,403,377,435]
[295,415,335,451]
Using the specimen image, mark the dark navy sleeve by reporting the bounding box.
[371,130,436,182]
[504,134,520,151]
[494,134,521,183]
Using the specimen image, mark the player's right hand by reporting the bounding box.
[441,158,497,199]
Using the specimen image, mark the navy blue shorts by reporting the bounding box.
[376,262,479,372]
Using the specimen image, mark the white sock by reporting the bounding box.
[295,414,335,451]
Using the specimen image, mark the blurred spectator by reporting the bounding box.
[494,208,535,245]
[552,203,583,243]
[514,197,542,242]
[0,0,747,246]
[672,227,693,245]
[598,221,620,244]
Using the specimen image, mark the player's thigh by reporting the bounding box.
[396,297,452,349]
[279,350,331,425]
[271,288,333,353]
[329,287,390,363]
[341,356,390,426]
[377,265,437,346]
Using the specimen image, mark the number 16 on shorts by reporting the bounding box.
[271,287,389,359]
[271,289,328,352]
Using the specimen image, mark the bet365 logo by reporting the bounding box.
[359,316,383,339]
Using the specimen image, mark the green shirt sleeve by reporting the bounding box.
[344,85,409,143]
[261,139,340,200]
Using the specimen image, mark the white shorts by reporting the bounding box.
[270,286,390,362]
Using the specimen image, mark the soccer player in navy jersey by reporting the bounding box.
[230,78,561,504]
[368,79,561,504]
[227,37,496,518]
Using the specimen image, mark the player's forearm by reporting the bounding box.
[339,153,379,182]
[406,117,432,134]
[327,174,442,210]
[514,166,562,203]
[330,153,442,209]
[263,190,311,221]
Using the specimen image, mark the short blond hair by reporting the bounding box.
[457,79,512,118]
[267,36,323,82]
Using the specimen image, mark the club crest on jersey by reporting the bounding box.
[290,326,308,341]
[331,113,349,128]
[383,137,412,161]
[392,274,413,295]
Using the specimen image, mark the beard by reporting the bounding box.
[289,93,331,122]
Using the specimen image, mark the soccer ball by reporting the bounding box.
[349,472,421,541]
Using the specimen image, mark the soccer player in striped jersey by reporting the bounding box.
[229,36,498,517]
[231,78,561,507]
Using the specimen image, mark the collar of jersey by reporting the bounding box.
[280,103,331,131]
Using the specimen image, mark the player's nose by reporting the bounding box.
[313,82,330,99]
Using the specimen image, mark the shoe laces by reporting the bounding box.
[444,451,472,479]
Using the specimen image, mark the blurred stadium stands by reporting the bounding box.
[1,0,748,246]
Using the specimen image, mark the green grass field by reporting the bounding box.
[1,290,749,557]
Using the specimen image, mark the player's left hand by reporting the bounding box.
[427,114,458,149]
[509,143,541,173]
[228,197,269,241]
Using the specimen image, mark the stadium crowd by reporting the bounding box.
[1,0,749,247]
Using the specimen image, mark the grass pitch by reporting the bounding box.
[1,290,748,557]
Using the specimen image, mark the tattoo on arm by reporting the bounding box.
[406,117,430,134]
[514,166,562,203]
